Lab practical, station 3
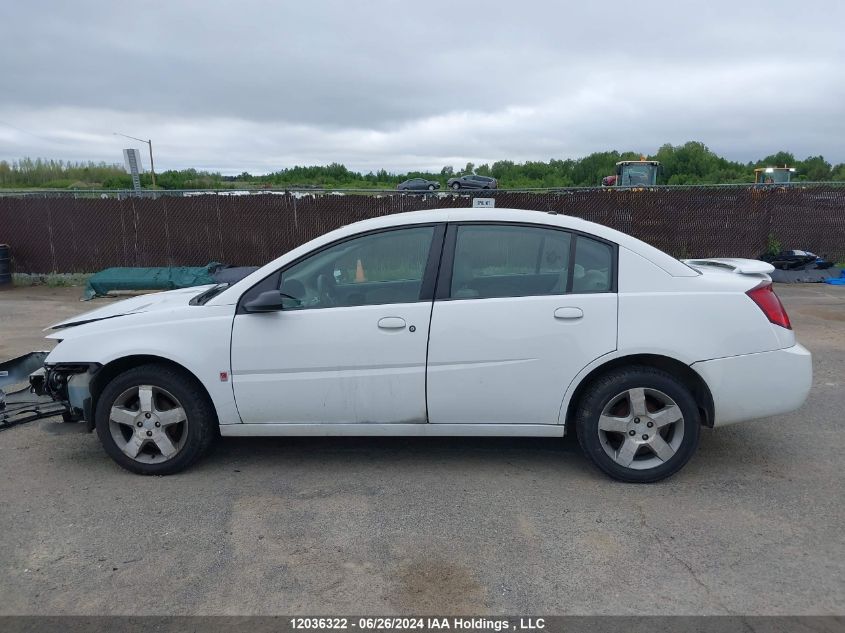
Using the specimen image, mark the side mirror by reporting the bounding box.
[244,290,285,313]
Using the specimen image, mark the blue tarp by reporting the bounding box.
[824,270,845,285]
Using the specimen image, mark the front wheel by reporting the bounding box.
[94,364,217,475]
[452,182,461,190]
[575,366,700,483]
[428,184,436,191]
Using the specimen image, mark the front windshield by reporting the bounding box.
[757,170,792,184]
[619,164,656,186]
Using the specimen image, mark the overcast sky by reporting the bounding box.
[1,0,843,174]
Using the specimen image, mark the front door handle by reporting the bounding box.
[554,307,583,320]
[378,317,407,330]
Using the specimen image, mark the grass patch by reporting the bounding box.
[13,272,92,287]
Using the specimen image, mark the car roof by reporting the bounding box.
[209,207,694,305]
[326,208,666,254]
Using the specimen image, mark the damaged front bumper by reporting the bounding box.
[29,361,100,429]
[0,352,70,430]
[0,352,103,431]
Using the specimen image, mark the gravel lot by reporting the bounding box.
[0,284,843,615]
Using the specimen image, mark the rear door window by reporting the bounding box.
[449,225,571,299]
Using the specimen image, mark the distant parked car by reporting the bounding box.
[397,178,440,191]
[447,174,498,190]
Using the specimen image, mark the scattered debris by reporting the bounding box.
[760,250,842,283]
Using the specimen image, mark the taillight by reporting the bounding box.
[746,283,791,329]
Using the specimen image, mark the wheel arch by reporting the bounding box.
[89,354,218,428]
[563,353,715,430]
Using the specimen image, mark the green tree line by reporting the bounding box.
[2,142,845,190]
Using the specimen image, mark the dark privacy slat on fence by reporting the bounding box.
[1,186,844,273]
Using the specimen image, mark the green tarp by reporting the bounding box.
[83,263,222,300]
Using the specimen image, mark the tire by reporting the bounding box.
[94,363,217,475]
[428,184,436,191]
[575,366,700,483]
[452,182,461,190]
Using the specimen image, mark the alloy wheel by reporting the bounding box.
[108,385,189,463]
[597,387,685,470]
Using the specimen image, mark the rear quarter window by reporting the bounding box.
[572,236,613,293]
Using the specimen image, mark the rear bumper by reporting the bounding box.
[691,344,812,426]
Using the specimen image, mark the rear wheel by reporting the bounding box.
[575,366,700,483]
[94,364,217,475]
[428,184,436,191]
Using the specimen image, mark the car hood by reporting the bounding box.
[48,285,216,330]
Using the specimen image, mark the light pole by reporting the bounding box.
[113,132,156,187]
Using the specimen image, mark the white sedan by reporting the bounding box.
[33,208,812,482]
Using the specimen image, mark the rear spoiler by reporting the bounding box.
[682,258,775,275]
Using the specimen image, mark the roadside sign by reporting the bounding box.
[472,197,495,208]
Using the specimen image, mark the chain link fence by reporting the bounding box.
[1,185,844,273]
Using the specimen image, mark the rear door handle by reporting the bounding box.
[554,307,583,320]
[378,317,406,329]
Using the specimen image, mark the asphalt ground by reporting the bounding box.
[0,284,843,615]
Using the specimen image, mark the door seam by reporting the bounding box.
[424,224,449,424]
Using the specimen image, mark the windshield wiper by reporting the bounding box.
[190,283,229,306]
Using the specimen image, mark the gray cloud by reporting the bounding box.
[1,0,843,173]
